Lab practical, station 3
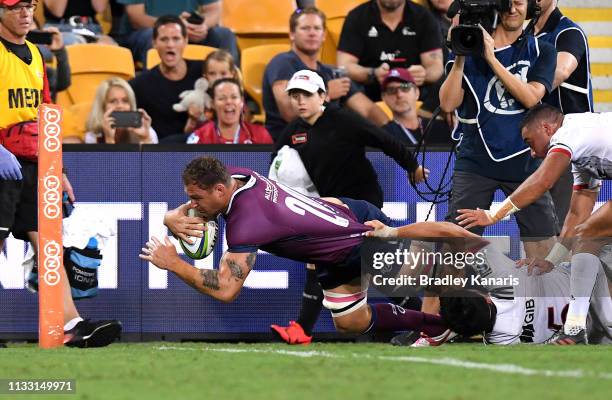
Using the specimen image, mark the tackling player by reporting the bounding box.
[456,105,612,344]
[140,156,469,337]
[365,219,612,345]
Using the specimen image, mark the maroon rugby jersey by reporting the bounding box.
[224,167,369,264]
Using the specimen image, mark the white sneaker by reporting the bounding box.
[410,329,458,347]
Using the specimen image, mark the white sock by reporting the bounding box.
[565,253,600,334]
[64,317,83,331]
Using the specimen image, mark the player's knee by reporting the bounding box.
[321,289,371,333]
[332,308,371,334]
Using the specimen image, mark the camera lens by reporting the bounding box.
[460,31,478,49]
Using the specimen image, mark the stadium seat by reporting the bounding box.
[320,16,345,65]
[317,0,364,19]
[221,0,293,50]
[376,101,393,119]
[62,101,93,142]
[241,44,291,123]
[56,44,134,108]
[146,44,218,69]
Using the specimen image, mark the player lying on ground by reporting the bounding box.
[140,156,473,337]
[456,105,612,344]
[365,219,612,345]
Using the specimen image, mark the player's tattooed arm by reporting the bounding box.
[194,251,257,302]
[227,252,257,281]
[200,269,220,290]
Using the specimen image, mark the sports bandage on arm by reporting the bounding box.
[484,198,520,223]
[544,242,570,266]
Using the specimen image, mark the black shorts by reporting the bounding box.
[315,198,392,290]
[0,160,37,241]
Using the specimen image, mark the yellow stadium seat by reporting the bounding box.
[320,16,345,65]
[376,101,393,119]
[62,101,93,142]
[34,3,45,26]
[58,44,134,108]
[146,44,218,69]
[222,0,293,50]
[317,0,364,19]
[241,44,291,122]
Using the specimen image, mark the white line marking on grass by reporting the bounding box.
[377,355,585,378]
[156,346,612,380]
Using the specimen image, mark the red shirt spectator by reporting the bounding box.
[190,120,273,144]
[187,78,273,144]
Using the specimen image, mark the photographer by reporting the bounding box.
[440,0,558,257]
[85,77,157,144]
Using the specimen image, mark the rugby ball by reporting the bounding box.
[179,210,218,259]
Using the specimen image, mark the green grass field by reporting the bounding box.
[1,342,611,400]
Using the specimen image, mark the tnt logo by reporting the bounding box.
[42,108,61,152]
[43,175,61,219]
[42,240,62,286]
[484,61,531,115]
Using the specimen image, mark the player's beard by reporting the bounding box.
[378,0,404,12]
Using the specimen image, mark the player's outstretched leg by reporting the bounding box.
[323,279,450,344]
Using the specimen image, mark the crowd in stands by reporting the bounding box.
[36,0,455,146]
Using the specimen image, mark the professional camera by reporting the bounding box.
[447,0,512,56]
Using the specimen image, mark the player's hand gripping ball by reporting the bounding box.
[179,209,218,259]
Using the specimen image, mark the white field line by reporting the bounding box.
[156,346,612,380]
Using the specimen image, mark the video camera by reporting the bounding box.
[447,0,512,56]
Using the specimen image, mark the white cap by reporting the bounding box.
[285,69,326,94]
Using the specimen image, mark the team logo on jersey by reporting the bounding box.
[520,298,536,343]
[483,60,531,115]
[291,133,307,145]
[379,50,402,62]
[402,27,415,36]
[368,26,378,37]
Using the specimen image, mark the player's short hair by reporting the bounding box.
[289,7,326,33]
[183,157,231,189]
[439,288,497,336]
[520,104,563,132]
[153,15,187,40]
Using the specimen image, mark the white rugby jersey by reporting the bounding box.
[476,244,570,345]
[547,112,612,190]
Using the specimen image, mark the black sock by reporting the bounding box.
[296,268,323,336]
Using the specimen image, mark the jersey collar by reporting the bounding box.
[225,174,257,215]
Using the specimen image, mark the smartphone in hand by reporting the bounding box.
[26,30,54,45]
[110,111,143,128]
[186,12,204,25]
